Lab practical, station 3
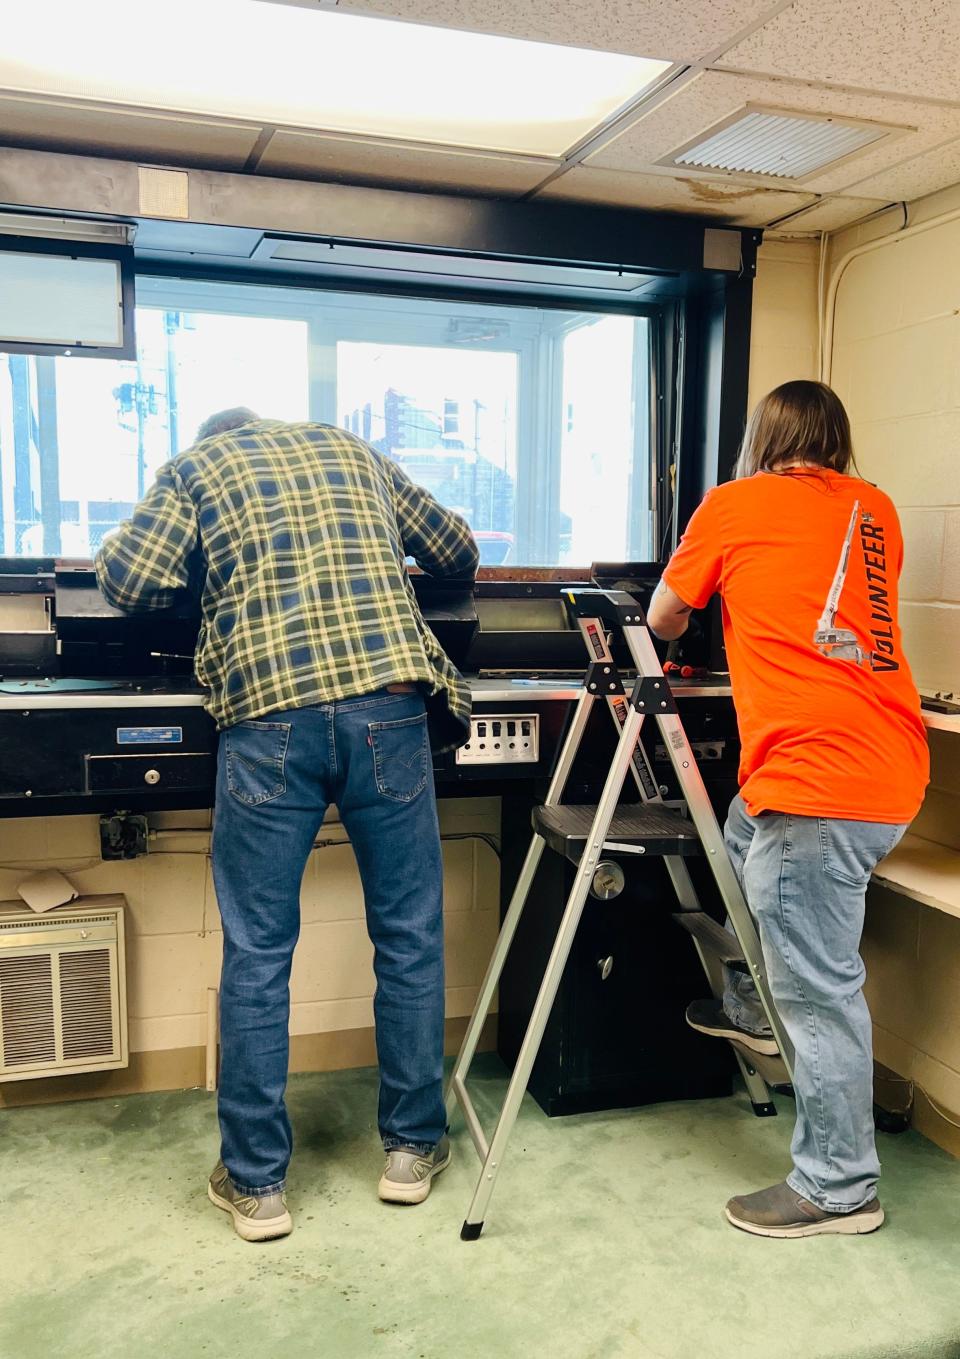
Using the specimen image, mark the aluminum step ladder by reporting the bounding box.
[446,587,795,1241]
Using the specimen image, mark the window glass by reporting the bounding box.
[0,277,653,565]
[338,340,518,566]
[559,315,644,565]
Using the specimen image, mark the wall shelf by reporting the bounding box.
[921,708,960,736]
[872,833,960,921]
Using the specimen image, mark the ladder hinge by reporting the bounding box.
[630,676,677,714]
[563,588,647,628]
[584,662,624,696]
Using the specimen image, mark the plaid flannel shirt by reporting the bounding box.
[95,419,479,748]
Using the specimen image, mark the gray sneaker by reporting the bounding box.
[726,1180,884,1238]
[207,1161,293,1242]
[378,1136,452,1204]
[686,998,780,1057]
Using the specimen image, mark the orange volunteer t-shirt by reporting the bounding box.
[663,470,929,823]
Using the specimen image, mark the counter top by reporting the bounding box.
[0,676,952,731]
[0,675,735,710]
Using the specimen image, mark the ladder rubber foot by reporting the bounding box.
[460,1221,484,1241]
[772,1083,795,1099]
[751,1101,778,1118]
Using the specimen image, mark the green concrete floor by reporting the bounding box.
[3,1056,960,1359]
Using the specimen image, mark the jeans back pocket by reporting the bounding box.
[369,712,429,803]
[818,817,907,886]
[225,720,290,806]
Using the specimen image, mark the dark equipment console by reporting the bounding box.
[0,556,743,1119]
[0,557,728,817]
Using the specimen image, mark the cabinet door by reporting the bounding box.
[562,859,733,1108]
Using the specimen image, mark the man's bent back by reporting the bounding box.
[97,417,478,746]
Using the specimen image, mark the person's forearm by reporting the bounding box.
[415,522,479,579]
[648,613,690,641]
[96,547,182,611]
[646,579,693,640]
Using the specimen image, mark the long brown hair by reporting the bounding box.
[734,380,856,480]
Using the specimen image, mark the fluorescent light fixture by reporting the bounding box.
[0,0,671,158]
[0,213,132,244]
[668,106,899,181]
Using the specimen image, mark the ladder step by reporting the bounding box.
[533,803,701,862]
[673,911,750,973]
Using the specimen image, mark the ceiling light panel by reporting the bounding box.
[0,0,671,158]
[671,108,892,180]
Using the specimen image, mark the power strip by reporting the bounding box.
[456,713,539,765]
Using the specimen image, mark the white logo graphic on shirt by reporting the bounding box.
[813,501,899,673]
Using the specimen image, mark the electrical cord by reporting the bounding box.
[0,831,501,871]
[440,831,502,859]
[880,1072,960,1133]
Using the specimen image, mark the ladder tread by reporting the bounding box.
[533,803,701,861]
[673,910,749,971]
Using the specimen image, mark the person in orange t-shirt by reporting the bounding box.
[648,380,928,1240]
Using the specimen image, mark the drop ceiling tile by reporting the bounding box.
[342,0,787,62]
[535,165,815,225]
[841,137,960,202]
[0,95,260,168]
[715,0,960,104]
[587,71,960,195]
[257,131,556,194]
[769,195,891,232]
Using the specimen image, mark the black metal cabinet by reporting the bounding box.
[0,703,217,815]
[496,779,736,1118]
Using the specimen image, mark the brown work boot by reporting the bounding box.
[725,1180,884,1238]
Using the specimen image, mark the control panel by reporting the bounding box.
[654,739,726,763]
[456,713,539,765]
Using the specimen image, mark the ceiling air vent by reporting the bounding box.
[666,106,903,181]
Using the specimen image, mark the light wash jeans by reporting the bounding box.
[211,689,446,1196]
[722,794,907,1213]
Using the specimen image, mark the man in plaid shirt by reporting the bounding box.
[97,408,478,1241]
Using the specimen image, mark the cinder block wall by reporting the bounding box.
[0,798,500,1106]
[827,188,960,1149]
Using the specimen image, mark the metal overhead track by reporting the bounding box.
[0,146,759,287]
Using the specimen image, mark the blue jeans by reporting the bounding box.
[211,689,446,1196]
[721,794,907,1212]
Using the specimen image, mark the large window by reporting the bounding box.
[0,276,654,566]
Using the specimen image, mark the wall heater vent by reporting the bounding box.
[0,899,128,1081]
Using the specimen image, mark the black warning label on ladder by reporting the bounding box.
[585,623,606,660]
[610,695,659,801]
